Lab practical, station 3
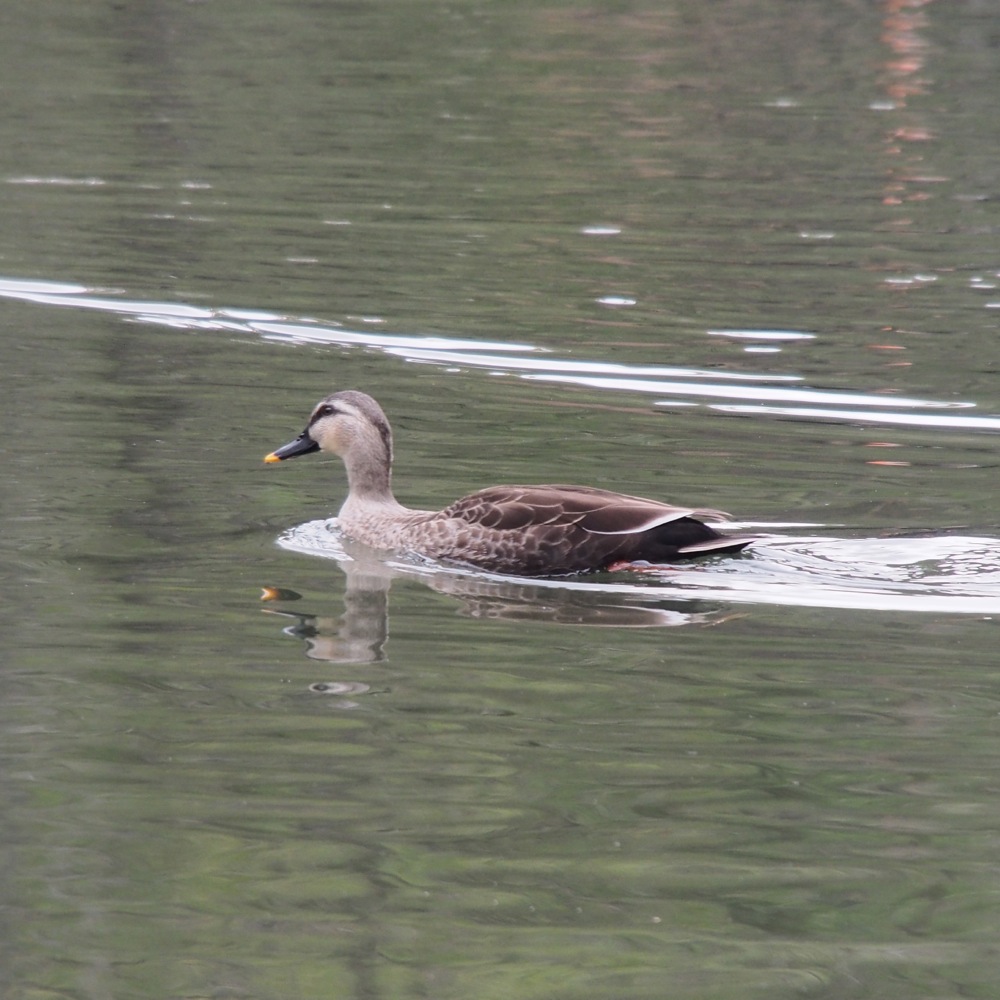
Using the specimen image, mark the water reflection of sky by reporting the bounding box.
[4,275,999,433]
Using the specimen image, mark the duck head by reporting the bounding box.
[264,389,394,471]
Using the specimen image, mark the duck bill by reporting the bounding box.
[264,432,320,463]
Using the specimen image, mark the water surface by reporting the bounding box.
[2,2,999,998]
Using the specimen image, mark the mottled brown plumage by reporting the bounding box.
[265,390,758,577]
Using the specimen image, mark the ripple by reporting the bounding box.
[275,519,1000,616]
[1,274,994,438]
[711,404,1000,431]
[6,175,107,186]
[309,681,371,696]
[707,329,816,342]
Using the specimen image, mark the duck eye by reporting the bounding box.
[316,404,337,418]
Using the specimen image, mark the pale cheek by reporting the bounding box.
[319,423,349,455]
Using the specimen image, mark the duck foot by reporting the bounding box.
[605,560,682,573]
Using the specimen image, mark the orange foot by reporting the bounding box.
[605,560,680,573]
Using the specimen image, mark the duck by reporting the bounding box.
[264,390,758,577]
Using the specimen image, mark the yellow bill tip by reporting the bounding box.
[261,586,302,602]
[263,451,283,464]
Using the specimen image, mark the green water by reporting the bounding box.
[2,2,1000,998]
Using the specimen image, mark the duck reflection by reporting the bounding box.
[261,553,392,664]
[262,535,738,665]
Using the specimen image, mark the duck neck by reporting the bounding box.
[342,436,400,507]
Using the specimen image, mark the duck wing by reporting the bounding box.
[424,484,756,575]
[441,484,730,536]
